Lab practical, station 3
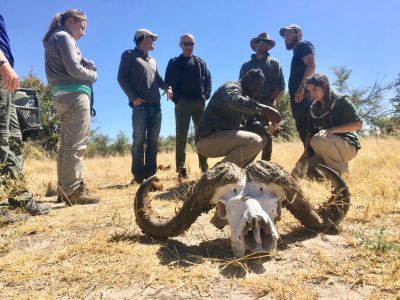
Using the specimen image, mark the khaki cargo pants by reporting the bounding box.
[53,92,90,196]
[310,133,357,174]
[196,129,266,168]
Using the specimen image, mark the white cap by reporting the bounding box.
[134,28,158,43]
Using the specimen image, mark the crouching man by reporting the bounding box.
[196,69,281,168]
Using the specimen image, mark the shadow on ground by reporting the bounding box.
[108,225,328,278]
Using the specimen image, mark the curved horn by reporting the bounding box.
[246,160,351,231]
[315,164,350,228]
[134,162,245,238]
[246,160,325,230]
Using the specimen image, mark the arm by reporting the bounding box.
[203,62,212,100]
[222,83,281,123]
[57,34,97,83]
[320,120,363,136]
[156,66,172,100]
[295,53,316,103]
[0,50,18,92]
[269,62,285,105]
[164,59,174,87]
[117,51,141,105]
[239,63,246,80]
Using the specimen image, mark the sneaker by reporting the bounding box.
[64,183,101,206]
[23,198,52,216]
[0,208,28,225]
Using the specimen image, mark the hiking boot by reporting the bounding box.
[64,183,100,206]
[8,192,51,216]
[0,208,28,225]
[23,198,52,216]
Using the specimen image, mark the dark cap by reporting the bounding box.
[241,68,265,81]
[279,24,302,37]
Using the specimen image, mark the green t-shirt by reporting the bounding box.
[307,95,361,150]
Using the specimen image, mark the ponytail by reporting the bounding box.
[42,13,62,47]
[42,9,87,47]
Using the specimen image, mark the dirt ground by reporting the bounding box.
[0,140,399,299]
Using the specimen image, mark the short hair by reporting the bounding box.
[135,35,145,46]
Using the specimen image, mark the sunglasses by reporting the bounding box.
[256,40,271,45]
[181,42,195,46]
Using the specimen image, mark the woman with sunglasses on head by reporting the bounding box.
[292,73,363,177]
[43,9,100,205]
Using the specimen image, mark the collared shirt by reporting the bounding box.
[118,47,167,107]
[239,53,285,104]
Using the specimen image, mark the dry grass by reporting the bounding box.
[0,137,399,299]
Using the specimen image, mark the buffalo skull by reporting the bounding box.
[134,160,350,257]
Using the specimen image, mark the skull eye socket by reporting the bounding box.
[233,189,237,193]
[260,187,263,192]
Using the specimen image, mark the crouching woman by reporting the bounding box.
[293,73,362,176]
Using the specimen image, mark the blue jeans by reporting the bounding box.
[131,103,161,182]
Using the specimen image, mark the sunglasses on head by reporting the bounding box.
[182,42,195,46]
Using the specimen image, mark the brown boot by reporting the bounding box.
[64,183,100,206]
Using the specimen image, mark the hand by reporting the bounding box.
[132,97,146,106]
[294,87,305,103]
[317,129,332,137]
[82,58,97,71]
[0,62,19,92]
[265,120,285,136]
[262,106,282,124]
[163,87,173,100]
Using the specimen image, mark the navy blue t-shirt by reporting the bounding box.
[0,15,14,67]
[288,40,314,98]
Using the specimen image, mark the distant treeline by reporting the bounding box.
[20,67,400,157]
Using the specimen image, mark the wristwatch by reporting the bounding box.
[0,59,7,68]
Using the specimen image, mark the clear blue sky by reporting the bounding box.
[2,0,399,138]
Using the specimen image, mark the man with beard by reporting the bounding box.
[239,32,285,161]
[118,29,173,187]
[279,24,316,143]
[196,69,281,168]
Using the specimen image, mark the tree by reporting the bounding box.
[276,92,297,141]
[19,72,60,153]
[330,65,394,134]
[111,131,131,155]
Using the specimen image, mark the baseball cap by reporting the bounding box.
[134,28,158,43]
[279,24,302,37]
